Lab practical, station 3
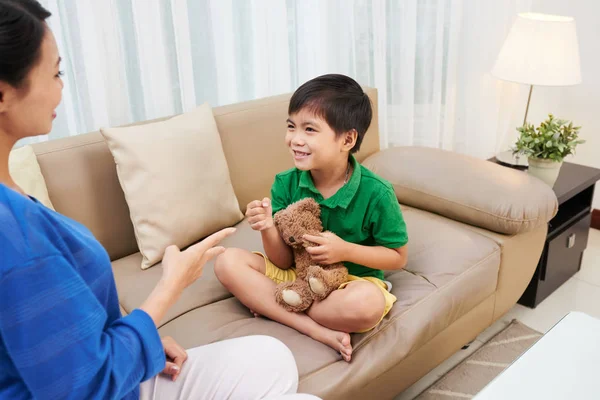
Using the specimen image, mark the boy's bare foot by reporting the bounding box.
[249,308,352,361]
[314,329,353,362]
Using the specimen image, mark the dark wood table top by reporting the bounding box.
[489,158,600,205]
[552,162,600,205]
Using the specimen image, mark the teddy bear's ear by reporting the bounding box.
[298,198,320,216]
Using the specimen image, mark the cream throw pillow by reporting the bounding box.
[9,145,55,210]
[100,103,243,269]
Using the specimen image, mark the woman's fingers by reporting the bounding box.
[162,361,179,378]
[201,227,236,249]
[162,337,188,381]
[202,246,226,264]
[186,228,236,256]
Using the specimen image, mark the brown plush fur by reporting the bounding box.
[273,198,348,312]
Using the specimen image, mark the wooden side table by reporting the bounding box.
[490,159,600,308]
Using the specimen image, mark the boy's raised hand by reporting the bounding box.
[304,232,349,265]
[246,197,274,231]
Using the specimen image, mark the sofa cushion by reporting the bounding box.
[8,145,55,210]
[113,219,260,325]
[363,146,558,235]
[137,206,500,398]
[353,205,500,353]
[101,103,243,269]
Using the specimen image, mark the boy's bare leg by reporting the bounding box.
[214,249,353,362]
[307,282,386,333]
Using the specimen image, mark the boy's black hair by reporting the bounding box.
[288,74,372,153]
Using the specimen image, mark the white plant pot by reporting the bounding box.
[527,157,563,187]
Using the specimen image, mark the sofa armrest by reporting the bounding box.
[363,147,558,235]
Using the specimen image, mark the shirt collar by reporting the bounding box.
[298,155,361,209]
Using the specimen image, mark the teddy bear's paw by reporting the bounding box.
[309,277,328,297]
[282,289,303,307]
[307,265,332,301]
[275,282,313,312]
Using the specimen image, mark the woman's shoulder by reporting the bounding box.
[0,185,60,275]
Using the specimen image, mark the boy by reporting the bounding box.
[215,74,408,362]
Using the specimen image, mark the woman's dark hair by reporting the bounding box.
[0,0,51,88]
[289,74,373,153]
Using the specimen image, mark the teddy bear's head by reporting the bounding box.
[274,198,323,248]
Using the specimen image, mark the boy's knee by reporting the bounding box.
[214,248,244,283]
[342,285,385,328]
[214,248,265,285]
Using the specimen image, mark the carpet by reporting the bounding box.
[415,320,542,399]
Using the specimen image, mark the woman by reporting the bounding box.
[0,1,318,399]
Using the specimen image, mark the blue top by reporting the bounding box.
[0,185,165,399]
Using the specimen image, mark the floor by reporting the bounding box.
[394,227,600,400]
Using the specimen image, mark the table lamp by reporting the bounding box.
[491,12,581,168]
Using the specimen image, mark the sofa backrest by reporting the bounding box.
[31,88,380,261]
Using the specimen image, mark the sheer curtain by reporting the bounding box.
[31,0,533,159]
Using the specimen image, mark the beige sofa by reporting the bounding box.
[31,88,557,400]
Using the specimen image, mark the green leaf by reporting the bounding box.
[513,114,582,159]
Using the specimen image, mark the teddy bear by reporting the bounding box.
[272,197,348,313]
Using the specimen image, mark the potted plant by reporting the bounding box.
[513,114,584,186]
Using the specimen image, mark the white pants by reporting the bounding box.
[139,336,320,400]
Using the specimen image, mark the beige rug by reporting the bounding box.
[416,320,542,399]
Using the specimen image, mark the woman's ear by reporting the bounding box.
[0,82,16,113]
[342,129,358,152]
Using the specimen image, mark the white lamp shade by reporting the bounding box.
[491,13,581,86]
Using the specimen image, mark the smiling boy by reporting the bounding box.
[215,74,408,362]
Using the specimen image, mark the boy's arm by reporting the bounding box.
[304,232,407,270]
[356,188,409,270]
[345,243,407,270]
[261,225,294,269]
[261,174,294,269]
[248,196,294,269]
[305,187,408,271]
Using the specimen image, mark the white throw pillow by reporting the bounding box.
[9,145,55,210]
[100,103,243,269]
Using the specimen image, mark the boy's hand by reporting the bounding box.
[304,232,349,265]
[246,198,274,231]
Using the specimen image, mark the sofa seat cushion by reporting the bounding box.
[137,205,500,397]
[112,220,261,325]
[157,298,342,378]
[349,205,501,355]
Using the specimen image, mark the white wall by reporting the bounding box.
[527,0,600,208]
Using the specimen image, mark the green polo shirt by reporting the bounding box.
[270,155,408,280]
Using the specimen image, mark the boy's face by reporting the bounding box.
[285,108,353,171]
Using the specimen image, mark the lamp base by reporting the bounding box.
[495,150,529,170]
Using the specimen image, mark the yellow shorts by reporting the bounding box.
[254,252,396,333]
